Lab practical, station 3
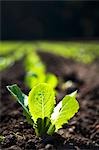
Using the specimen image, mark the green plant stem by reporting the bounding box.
[47,123,55,135]
[41,119,44,134]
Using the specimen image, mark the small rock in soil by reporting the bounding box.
[6,145,21,150]
[45,144,54,150]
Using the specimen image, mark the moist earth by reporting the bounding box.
[0,52,99,150]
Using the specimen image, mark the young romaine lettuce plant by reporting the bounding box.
[24,52,58,89]
[24,52,46,73]
[25,72,58,89]
[7,83,79,136]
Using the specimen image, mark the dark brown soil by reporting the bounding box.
[0,52,99,150]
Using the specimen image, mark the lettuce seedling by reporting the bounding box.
[24,52,58,89]
[45,73,58,88]
[25,71,45,89]
[25,72,58,89]
[24,52,46,73]
[7,83,79,136]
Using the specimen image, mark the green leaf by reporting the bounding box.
[25,71,45,89]
[7,84,28,108]
[50,91,79,131]
[7,84,33,124]
[24,52,45,73]
[45,73,58,88]
[23,110,34,125]
[28,83,56,123]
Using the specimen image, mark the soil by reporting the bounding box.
[0,51,99,150]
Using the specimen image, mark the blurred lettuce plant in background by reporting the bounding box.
[0,41,99,72]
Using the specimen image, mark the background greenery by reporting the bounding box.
[0,41,99,71]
